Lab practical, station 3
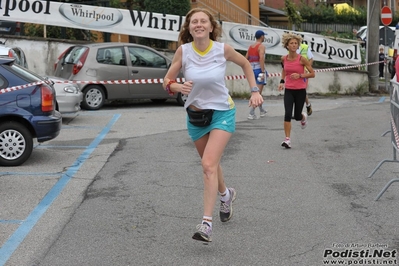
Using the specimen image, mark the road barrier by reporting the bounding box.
[369,79,399,200]
[0,60,383,95]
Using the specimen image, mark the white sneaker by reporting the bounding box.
[301,112,307,129]
[247,114,257,120]
[281,138,291,149]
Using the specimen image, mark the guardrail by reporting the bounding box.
[369,79,399,200]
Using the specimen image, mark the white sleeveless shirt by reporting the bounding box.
[182,41,234,110]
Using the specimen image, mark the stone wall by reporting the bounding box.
[2,36,369,96]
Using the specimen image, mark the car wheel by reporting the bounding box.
[176,92,187,106]
[0,121,33,166]
[81,85,105,110]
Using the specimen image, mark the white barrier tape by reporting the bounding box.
[0,61,384,94]
[0,80,52,95]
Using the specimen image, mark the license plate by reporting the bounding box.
[0,27,10,32]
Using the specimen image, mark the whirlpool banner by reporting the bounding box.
[0,0,360,64]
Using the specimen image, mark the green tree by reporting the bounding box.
[298,0,367,25]
[135,0,191,48]
[143,0,191,16]
[284,0,303,30]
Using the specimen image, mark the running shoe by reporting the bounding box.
[247,114,257,120]
[301,112,308,129]
[192,222,212,242]
[220,188,236,222]
[306,104,312,116]
[260,110,268,117]
[281,138,291,149]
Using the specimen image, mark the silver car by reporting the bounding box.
[47,76,83,115]
[53,42,186,110]
[0,44,28,68]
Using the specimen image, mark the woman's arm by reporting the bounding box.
[163,46,183,94]
[278,56,285,91]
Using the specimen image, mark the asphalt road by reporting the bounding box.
[1,95,398,266]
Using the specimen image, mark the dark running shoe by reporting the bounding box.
[192,222,212,242]
[306,104,312,116]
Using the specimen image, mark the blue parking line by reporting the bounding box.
[379,97,386,103]
[0,114,121,266]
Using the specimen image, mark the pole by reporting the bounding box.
[367,0,380,92]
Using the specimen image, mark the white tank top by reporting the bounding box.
[182,41,234,110]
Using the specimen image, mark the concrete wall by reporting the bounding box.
[2,36,369,96]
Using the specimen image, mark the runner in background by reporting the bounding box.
[279,32,315,149]
[297,43,313,116]
[245,30,267,120]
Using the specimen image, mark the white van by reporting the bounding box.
[356,25,396,48]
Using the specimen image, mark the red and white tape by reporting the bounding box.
[391,115,399,149]
[0,61,383,95]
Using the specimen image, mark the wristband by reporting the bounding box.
[165,80,176,95]
[250,86,260,93]
[280,79,285,84]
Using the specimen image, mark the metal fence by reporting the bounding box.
[269,22,362,34]
[369,81,399,201]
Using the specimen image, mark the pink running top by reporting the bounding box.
[283,55,307,89]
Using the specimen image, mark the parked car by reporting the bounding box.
[46,76,83,115]
[0,21,17,35]
[0,58,62,166]
[0,42,28,68]
[356,26,396,48]
[53,42,186,110]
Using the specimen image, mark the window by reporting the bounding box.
[0,75,5,88]
[96,47,125,65]
[64,46,88,64]
[128,46,167,68]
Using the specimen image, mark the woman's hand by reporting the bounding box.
[181,81,193,95]
[249,92,264,107]
[278,83,285,91]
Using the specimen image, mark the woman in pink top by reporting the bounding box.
[278,33,315,149]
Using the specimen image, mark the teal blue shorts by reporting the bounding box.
[187,107,236,142]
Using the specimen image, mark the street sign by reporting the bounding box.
[381,6,393,26]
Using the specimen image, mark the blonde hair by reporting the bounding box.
[178,8,221,46]
[281,32,303,49]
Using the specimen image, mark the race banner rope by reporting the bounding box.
[0,60,384,94]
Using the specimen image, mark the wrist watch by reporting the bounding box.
[251,86,260,93]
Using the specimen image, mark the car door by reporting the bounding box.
[125,45,170,97]
[93,46,130,99]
